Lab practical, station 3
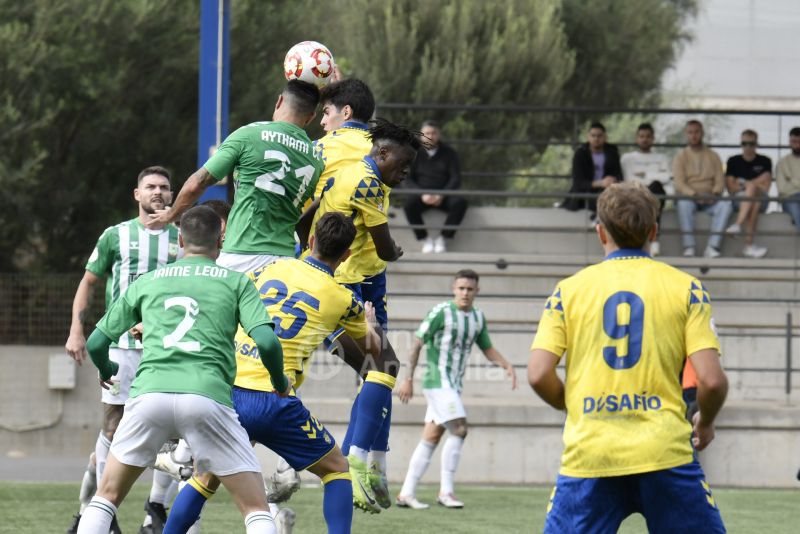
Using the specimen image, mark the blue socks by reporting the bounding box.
[162,477,213,534]
[346,372,395,456]
[322,474,353,533]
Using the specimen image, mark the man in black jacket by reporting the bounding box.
[562,122,623,219]
[403,120,467,253]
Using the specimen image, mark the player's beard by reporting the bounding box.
[793,148,800,156]
[141,196,166,214]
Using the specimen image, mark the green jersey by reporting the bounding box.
[416,301,492,391]
[204,121,324,256]
[85,218,180,349]
[95,256,272,407]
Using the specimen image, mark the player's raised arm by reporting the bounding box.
[146,167,217,228]
[65,270,102,364]
[527,349,565,410]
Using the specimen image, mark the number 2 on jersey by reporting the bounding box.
[602,291,644,370]
[259,280,321,339]
[163,296,201,352]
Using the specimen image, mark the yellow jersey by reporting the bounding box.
[309,156,389,284]
[531,249,720,478]
[313,121,373,200]
[234,257,368,392]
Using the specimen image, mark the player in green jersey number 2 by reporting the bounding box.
[77,206,291,534]
[65,166,181,534]
[146,80,324,274]
[396,270,517,510]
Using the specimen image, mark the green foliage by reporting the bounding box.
[0,0,697,270]
[0,0,199,271]
[559,0,697,108]
[322,0,576,181]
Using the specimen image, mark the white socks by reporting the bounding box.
[399,440,436,497]
[244,511,276,533]
[78,455,97,514]
[164,479,180,505]
[94,432,111,485]
[77,496,116,533]
[368,450,387,474]
[349,445,369,463]
[440,435,464,495]
[173,439,193,463]
[149,469,174,504]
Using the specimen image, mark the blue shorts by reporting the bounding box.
[232,386,336,471]
[544,460,725,534]
[347,270,388,330]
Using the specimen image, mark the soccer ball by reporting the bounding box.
[283,41,335,88]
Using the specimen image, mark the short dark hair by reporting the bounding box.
[790,127,800,138]
[179,206,221,251]
[368,118,421,151]
[201,199,231,223]
[313,212,356,261]
[283,79,320,117]
[454,269,479,283]
[637,122,654,134]
[686,119,703,129]
[741,129,758,140]
[421,119,440,130]
[137,166,171,185]
[320,79,375,123]
[589,122,606,132]
[597,182,659,249]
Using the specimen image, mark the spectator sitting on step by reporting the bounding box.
[620,122,671,256]
[562,122,622,223]
[403,120,467,254]
[776,127,800,231]
[724,129,771,258]
[673,119,732,258]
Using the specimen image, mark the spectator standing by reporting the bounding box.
[562,122,622,221]
[724,130,771,258]
[403,120,467,253]
[776,127,800,230]
[673,120,732,258]
[620,122,671,256]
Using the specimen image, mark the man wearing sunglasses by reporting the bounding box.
[725,129,772,258]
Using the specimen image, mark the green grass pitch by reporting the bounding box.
[0,482,797,533]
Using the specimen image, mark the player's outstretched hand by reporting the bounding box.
[65,333,87,365]
[691,412,715,451]
[145,207,172,230]
[506,364,518,390]
[398,378,413,403]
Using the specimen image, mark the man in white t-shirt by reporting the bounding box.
[620,123,671,256]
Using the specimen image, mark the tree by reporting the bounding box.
[559,0,697,108]
[0,0,199,272]
[320,0,576,181]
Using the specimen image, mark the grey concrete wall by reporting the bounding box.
[389,206,800,260]
[2,346,799,488]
